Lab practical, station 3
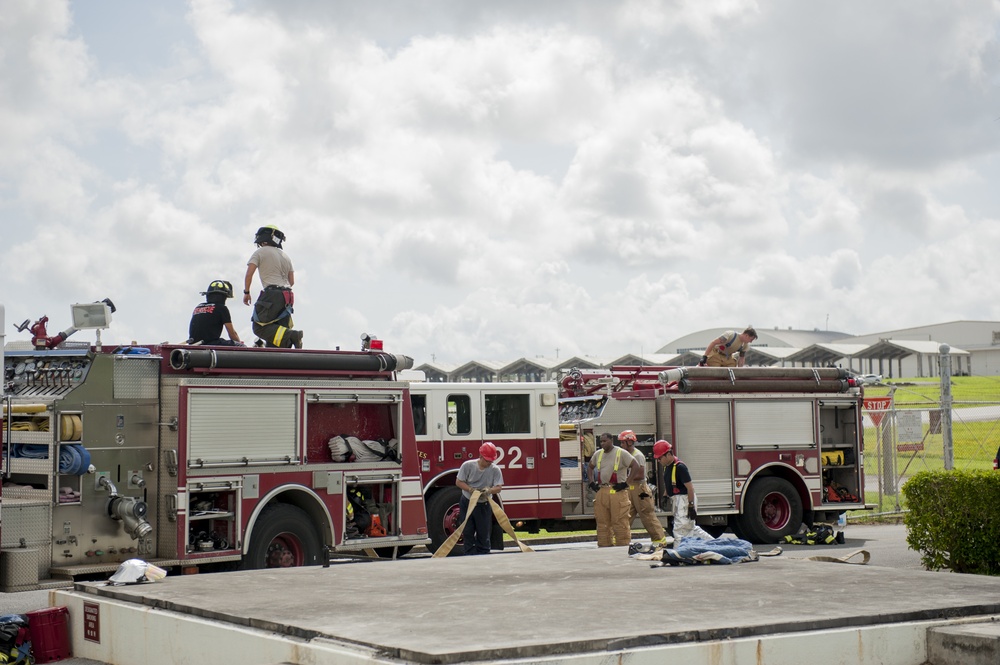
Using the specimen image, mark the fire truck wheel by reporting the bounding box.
[427,486,463,556]
[734,477,802,544]
[242,503,323,569]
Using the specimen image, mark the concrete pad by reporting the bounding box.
[69,549,1000,664]
[927,620,1000,665]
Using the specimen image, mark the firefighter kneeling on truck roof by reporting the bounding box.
[587,433,643,547]
[653,439,712,541]
[243,225,304,349]
[617,430,668,546]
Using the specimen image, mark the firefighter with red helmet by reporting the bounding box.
[455,442,504,555]
[243,225,304,348]
[617,430,668,546]
[587,432,643,547]
[653,439,712,541]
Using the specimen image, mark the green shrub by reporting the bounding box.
[902,470,1000,575]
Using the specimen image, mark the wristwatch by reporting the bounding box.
[243,290,250,294]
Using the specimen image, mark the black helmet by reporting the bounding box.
[202,280,234,299]
[254,225,286,248]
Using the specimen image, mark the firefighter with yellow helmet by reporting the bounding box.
[187,280,243,346]
[587,432,643,547]
[243,225,304,348]
[617,430,668,546]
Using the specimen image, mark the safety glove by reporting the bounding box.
[687,504,697,520]
[612,482,629,492]
[588,481,600,492]
[699,355,708,366]
[639,491,650,500]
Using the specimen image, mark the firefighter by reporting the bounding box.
[699,326,757,367]
[653,439,712,541]
[187,280,243,346]
[617,430,668,546]
[242,225,304,349]
[587,432,643,547]
[455,442,504,555]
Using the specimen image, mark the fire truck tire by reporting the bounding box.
[427,486,464,555]
[734,477,802,544]
[242,503,323,569]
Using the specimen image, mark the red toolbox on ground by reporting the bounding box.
[26,606,71,664]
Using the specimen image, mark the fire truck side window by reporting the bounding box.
[411,394,427,436]
[484,393,531,434]
[447,394,471,435]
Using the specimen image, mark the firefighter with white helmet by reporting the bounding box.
[454,442,504,555]
[187,280,243,346]
[617,430,668,546]
[587,432,643,547]
[243,225,304,349]
[653,439,712,541]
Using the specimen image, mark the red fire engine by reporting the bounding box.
[408,363,868,552]
[1,303,430,590]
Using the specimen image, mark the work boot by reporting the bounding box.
[289,330,304,349]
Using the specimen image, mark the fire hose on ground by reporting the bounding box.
[432,489,534,558]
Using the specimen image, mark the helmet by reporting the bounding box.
[479,442,498,462]
[653,439,673,459]
[618,429,637,443]
[202,280,234,299]
[254,225,286,248]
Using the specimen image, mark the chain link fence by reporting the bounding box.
[860,378,1000,515]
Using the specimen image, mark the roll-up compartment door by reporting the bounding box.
[673,401,734,510]
[188,390,299,464]
[735,400,814,450]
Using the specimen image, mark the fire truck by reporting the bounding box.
[408,363,868,552]
[556,365,869,542]
[0,302,430,591]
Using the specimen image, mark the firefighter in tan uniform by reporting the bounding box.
[699,326,757,367]
[617,430,668,546]
[587,433,643,547]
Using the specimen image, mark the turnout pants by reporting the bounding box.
[594,486,632,547]
[670,494,713,541]
[706,353,738,368]
[252,288,298,348]
[626,483,666,542]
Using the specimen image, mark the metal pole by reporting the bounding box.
[939,344,953,470]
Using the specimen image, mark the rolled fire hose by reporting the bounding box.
[432,489,534,558]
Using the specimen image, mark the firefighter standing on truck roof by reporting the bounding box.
[587,433,643,547]
[653,439,712,541]
[617,431,668,546]
[455,442,504,555]
[243,225,304,349]
[699,326,757,367]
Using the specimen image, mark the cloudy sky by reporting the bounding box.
[3,1,1000,365]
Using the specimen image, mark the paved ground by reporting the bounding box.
[70,531,1000,664]
[0,523,945,665]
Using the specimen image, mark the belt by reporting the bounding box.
[264,285,292,291]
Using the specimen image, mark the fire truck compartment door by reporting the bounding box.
[673,401,735,510]
[734,400,814,450]
[187,390,299,465]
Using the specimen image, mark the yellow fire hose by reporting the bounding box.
[432,489,534,558]
[2,404,47,414]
